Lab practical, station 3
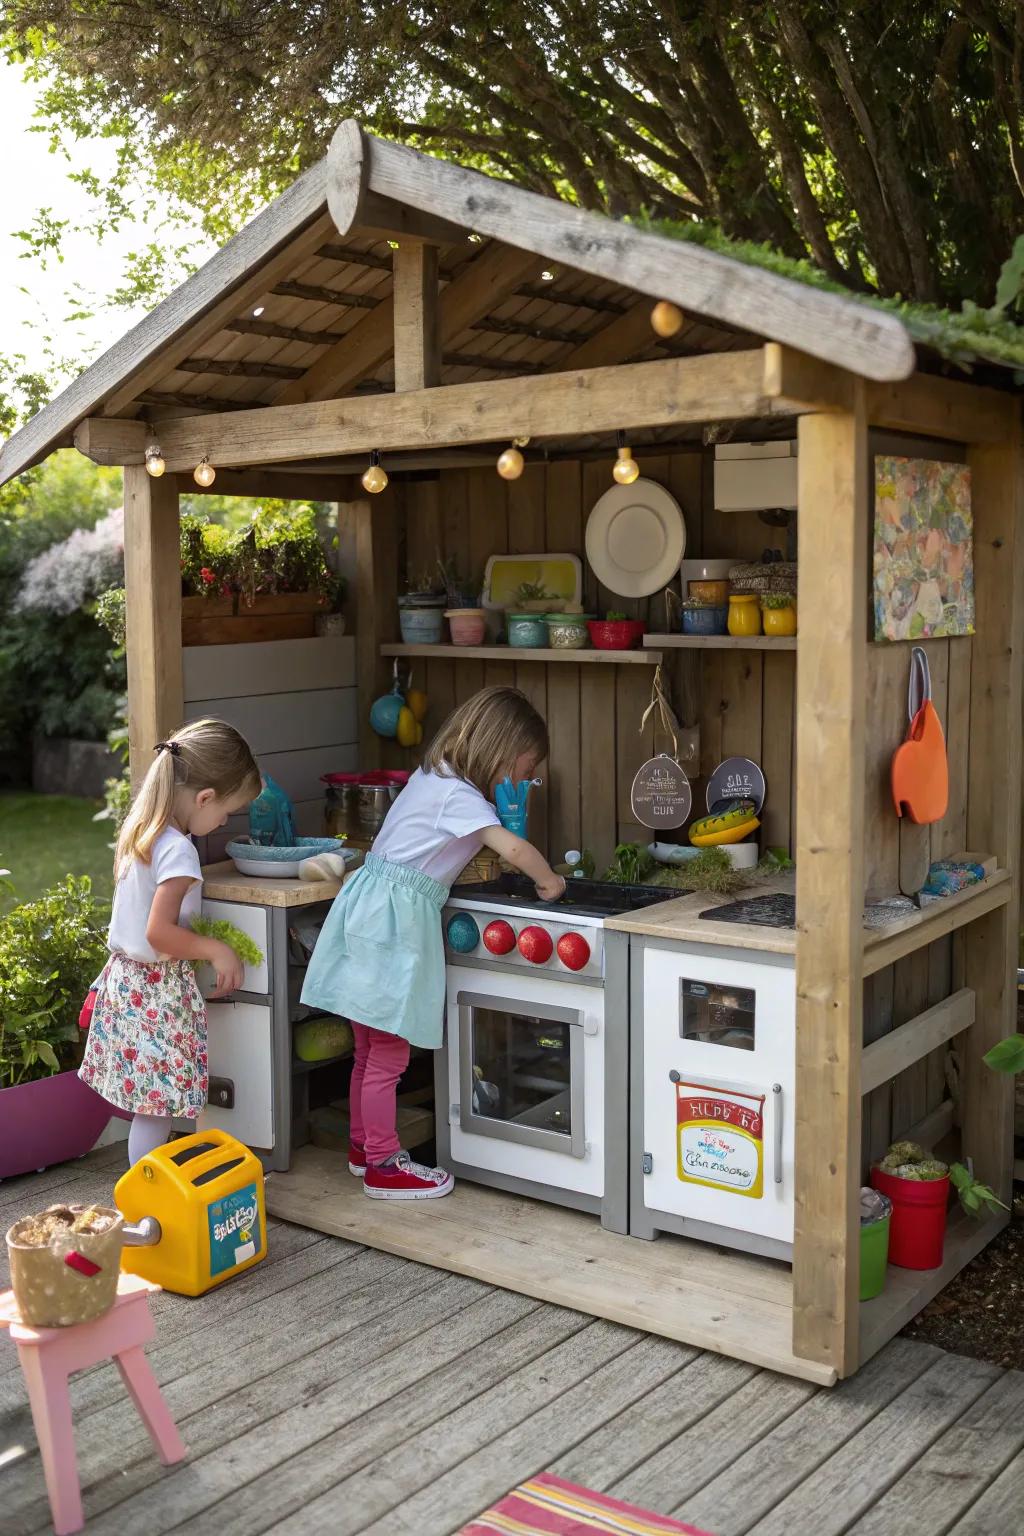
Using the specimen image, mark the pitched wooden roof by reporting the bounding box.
[0,120,917,488]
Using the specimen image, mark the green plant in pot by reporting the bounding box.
[510,580,560,614]
[760,592,797,637]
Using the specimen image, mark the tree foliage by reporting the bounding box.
[4,1,1024,306]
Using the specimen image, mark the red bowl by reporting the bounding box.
[588,620,644,651]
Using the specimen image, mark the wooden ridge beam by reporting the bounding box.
[103,350,782,473]
[861,989,975,1095]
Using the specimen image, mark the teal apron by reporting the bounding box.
[300,853,449,1048]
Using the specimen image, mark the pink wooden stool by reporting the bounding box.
[0,1272,186,1535]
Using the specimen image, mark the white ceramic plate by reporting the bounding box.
[585,479,686,599]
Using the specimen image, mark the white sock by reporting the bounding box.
[128,1113,173,1166]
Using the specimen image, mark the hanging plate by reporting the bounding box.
[706,757,766,815]
[585,479,686,599]
[631,755,692,830]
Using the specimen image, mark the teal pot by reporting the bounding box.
[507,613,549,648]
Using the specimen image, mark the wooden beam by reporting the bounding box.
[763,343,854,413]
[866,373,1015,444]
[178,357,305,381]
[272,279,380,310]
[74,416,148,466]
[549,301,664,372]
[961,419,1024,1205]
[861,988,975,1095]
[123,466,182,790]
[352,494,398,771]
[175,469,348,501]
[336,122,915,382]
[392,244,440,392]
[792,388,868,1378]
[140,350,785,473]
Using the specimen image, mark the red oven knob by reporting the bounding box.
[482,919,516,956]
[556,931,591,971]
[517,925,553,964]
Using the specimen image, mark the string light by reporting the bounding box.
[144,443,165,478]
[252,305,265,317]
[193,457,216,488]
[362,449,388,495]
[651,300,684,338]
[496,436,530,481]
[613,430,640,485]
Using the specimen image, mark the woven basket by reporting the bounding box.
[456,849,503,884]
[6,1205,124,1326]
[729,561,797,596]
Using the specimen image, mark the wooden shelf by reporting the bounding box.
[643,634,797,651]
[862,870,1012,976]
[380,643,662,665]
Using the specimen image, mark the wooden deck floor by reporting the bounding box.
[3,1145,1024,1536]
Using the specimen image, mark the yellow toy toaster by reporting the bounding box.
[114,1128,267,1297]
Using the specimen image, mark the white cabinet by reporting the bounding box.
[714,441,798,512]
[197,899,269,996]
[198,1000,274,1150]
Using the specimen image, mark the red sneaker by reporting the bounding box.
[363,1152,454,1201]
[348,1142,367,1177]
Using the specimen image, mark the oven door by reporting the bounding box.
[458,991,586,1158]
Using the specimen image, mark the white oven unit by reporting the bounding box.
[630,935,796,1260]
[435,882,644,1234]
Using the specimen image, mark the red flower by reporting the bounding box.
[130,991,143,1007]
[146,970,161,984]
[147,1089,163,1102]
[146,1008,158,1019]
[123,1047,138,1063]
[123,1079,136,1094]
[200,566,216,585]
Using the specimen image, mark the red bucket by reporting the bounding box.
[870,1165,950,1269]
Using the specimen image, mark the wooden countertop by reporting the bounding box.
[201,860,347,908]
[606,876,797,954]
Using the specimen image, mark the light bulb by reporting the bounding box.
[613,445,640,485]
[252,305,265,317]
[497,446,525,481]
[193,458,216,488]
[651,300,684,338]
[144,447,165,478]
[362,461,388,495]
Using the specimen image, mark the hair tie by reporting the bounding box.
[154,741,182,758]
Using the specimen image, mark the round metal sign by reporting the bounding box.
[706,756,766,815]
[630,754,692,830]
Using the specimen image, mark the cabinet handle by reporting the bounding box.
[772,1083,783,1185]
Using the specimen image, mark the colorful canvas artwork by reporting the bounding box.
[873,456,974,642]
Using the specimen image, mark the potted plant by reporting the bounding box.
[438,556,487,645]
[399,568,447,644]
[588,611,646,650]
[761,593,798,637]
[870,1139,1006,1270]
[0,876,121,1180]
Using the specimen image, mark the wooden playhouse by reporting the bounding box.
[2,121,1022,1385]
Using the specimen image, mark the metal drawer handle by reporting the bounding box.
[772,1083,783,1185]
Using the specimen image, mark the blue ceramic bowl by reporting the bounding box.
[507,613,549,648]
[682,604,729,637]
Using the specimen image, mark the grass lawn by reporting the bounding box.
[0,792,115,915]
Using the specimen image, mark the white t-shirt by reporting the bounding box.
[371,767,500,885]
[108,826,203,962]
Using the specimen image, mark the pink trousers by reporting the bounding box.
[349,1022,412,1165]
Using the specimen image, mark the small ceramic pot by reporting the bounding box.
[315,612,346,637]
[399,605,445,644]
[507,613,549,648]
[545,614,592,650]
[682,604,728,636]
[727,592,762,637]
[688,579,729,605]
[588,619,644,650]
[445,608,487,646]
[762,603,797,637]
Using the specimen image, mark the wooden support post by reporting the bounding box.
[793,389,868,1376]
[351,495,398,772]
[392,243,440,393]
[123,466,183,789]
[961,419,1024,1206]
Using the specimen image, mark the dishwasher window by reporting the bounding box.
[680,979,755,1050]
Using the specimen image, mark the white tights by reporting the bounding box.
[128,1112,173,1166]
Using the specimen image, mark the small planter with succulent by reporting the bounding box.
[760,592,798,637]
[871,1138,1007,1270]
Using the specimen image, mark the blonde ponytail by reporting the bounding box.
[114,718,261,878]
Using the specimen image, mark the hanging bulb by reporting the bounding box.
[144,444,165,478]
[362,450,388,495]
[651,300,684,338]
[496,436,529,481]
[193,457,216,488]
[613,432,639,485]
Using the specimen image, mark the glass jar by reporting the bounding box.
[727,593,762,637]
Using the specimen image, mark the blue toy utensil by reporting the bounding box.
[248,773,296,847]
[494,777,542,839]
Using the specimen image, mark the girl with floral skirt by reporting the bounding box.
[79,719,261,1165]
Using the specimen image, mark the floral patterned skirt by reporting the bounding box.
[79,953,208,1118]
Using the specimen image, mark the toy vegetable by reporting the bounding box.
[191,917,264,968]
[689,800,760,847]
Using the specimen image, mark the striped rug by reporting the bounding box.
[459,1473,714,1536]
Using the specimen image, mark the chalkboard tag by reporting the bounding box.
[706,756,766,815]
[631,755,692,830]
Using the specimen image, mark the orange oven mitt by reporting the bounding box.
[891,646,948,825]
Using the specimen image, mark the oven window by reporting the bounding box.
[468,1006,574,1139]
[680,979,755,1050]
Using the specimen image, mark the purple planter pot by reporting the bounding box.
[0,1071,129,1181]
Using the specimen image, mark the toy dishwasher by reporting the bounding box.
[114,1129,267,1297]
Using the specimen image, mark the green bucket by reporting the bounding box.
[860,1207,891,1301]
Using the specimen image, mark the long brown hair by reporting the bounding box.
[423,687,548,796]
[115,719,261,877]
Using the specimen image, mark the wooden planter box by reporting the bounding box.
[182,591,328,646]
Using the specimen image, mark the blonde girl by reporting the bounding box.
[79,720,261,1165]
[302,686,564,1202]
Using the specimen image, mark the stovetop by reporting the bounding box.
[700,893,796,929]
[449,873,680,921]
